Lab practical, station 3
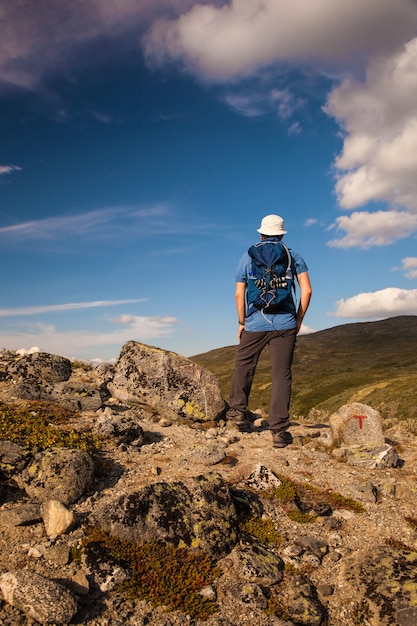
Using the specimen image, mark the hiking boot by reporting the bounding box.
[226,409,252,433]
[271,430,293,448]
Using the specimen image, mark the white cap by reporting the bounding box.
[257,214,287,236]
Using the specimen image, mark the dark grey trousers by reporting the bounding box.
[228,328,297,433]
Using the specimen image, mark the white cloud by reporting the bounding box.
[331,287,417,319]
[402,257,417,280]
[0,299,146,318]
[304,218,318,227]
[144,0,417,80]
[299,323,316,335]
[327,210,417,249]
[0,315,181,360]
[325,38,417,214]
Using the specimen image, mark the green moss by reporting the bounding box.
[0,400,99,455]
[287,510,317,524]
[327,491,366,513]
[239,517,284,545]
[261,472,365,523]
[82,527,221,620]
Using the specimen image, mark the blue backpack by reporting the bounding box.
[246,239,295,316]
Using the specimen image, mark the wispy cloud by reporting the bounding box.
[0,203,223,242]
[223,86,304,121]
[0,315,182,360]
[0,299,146,318]
[330,287,417,318]
[0,164,22,175]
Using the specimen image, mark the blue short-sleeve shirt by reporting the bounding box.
[235,246,308,332]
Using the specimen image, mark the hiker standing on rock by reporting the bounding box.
[227,214,312,448]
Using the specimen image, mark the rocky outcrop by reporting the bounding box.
[91,472,238,558]
[0,347,416,625]
[107,340,226,423]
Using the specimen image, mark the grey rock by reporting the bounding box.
[19,447,94,505]
[7,352,72,383]
[0,503,41,527]
[230,544,285,585]
[0,570,77,624]
[246,464,282,491]
[345,443,400,468]
[45,381,104,411]
[107,340,226,423]
[91,471,238,558]
[0,440,32,477]
[94,412,144,446]
[188,443,226,465]
[294,536,329,560]
[276,573,325,626]
[224,582,268,609]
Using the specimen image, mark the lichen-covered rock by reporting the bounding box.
[0,570,78,624]
[338,546,417,625]
[19,447,94,505]
[94,411,144,446]
[107,341,226,423]
[6,352,72,383]
[0,440,32,478]
[91,472,238,558]
[273,572,325,625]
[47,381,104,411]
[343,443,399,468]
[230,544,285,585]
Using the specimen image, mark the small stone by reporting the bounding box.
[317,583,334,596]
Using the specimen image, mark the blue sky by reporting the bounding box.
[1,0,417,362]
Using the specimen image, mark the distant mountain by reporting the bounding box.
[190,316,417,423]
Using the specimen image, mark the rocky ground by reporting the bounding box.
[1,364,417,625]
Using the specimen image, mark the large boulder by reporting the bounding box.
[91,472,238,558]
[19,447,94,505]
[107,341,226,423]
[5,352,72,383]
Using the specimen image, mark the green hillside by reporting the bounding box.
[190,316,417,426]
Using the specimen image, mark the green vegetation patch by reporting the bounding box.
[239,517,284,545]
[82,527,221,620]
[262,472,365,522]
[0,400,98,455]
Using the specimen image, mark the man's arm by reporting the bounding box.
[296,271,312,334]
[235,281,246,341]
